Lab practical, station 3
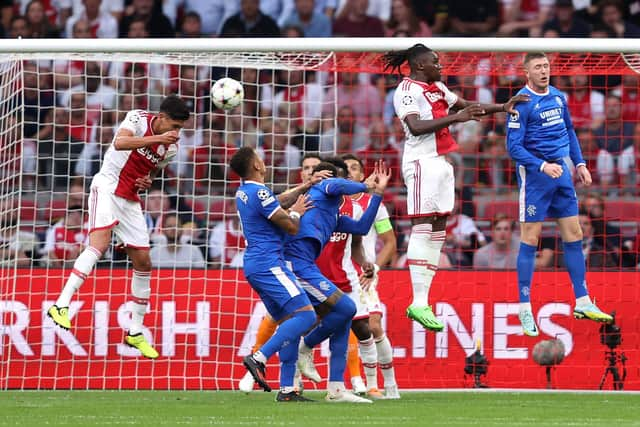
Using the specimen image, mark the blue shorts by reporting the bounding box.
[286,255,338,306]
[246,264,311,322]
[516,160,578,222]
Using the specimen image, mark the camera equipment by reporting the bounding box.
[464,339,489,388]
[598,311,627,390]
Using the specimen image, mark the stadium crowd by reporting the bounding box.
[2,0,640,271]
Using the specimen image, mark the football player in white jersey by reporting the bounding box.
[382,44,527,331]
[342,153,400,399]
[47,95,190,359]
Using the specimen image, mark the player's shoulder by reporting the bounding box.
[396,77,423,95]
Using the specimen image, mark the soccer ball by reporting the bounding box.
[532,339,566,366]
[211,77,244,110]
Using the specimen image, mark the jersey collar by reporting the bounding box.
[243,180,264,186]
[526,84,549,96]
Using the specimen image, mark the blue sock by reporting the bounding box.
[303,295,355,348]
[328,317,351,382]
[278,336,301,388]
[259,309,316,360]
[563,240,588,299]
[517,242,537,303]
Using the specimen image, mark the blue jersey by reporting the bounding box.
[284,177,378,261]
[236,180,285,277]
[506,85,585,172]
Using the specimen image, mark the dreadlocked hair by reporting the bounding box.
[382,43,433,75]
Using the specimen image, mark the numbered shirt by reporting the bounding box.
[235,180,286,277]
[92,110,177,202]
[393,77,459,164]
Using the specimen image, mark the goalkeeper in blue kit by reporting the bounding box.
[506,52,613,337]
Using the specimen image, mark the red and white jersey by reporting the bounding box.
[566,90,604,129]
[352,193,390,263]
[393,77,459,165]
[209,219,246,267]
[91,110,176,203]
[44,219,88,260]
[316,197,363,293]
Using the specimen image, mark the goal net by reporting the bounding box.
[1,38,639,391]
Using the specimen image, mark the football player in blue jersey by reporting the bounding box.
[285,158,391,403]
[231,146,327,402]
[506,52,613,337]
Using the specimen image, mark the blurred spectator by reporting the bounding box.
[592,94,636,188]
[9,15,32,38]
[0,1,13,34]
[324,72,383,128]
[261,0,296,27]
[178,10,203,37]
[145,188,171,246]
[70,0,123,21]
[150,213,206,268]
[498,0,553,37]
[336,0,391,21]
[542,0,591,37]
[272,69,323,134]
[168,113,201,189]
[119,0,174,38]
[65,0,118,38]
[448,0,498,36]
[473,214,519,269]
[319,105,368,154]
[209,202,246,268]
[192,127,235,194]
[258,120,301,189]
[166,1,237,36]
[219,0,281,37]
[599,0,640,37]
[75,122,113,178]
[60,61,117,124]
[356,119,401,187]
[281,23,304,36]
[565,72,604,131]
[333,0,385,37]
[613,74,640,124]
[25,0,61,37]
[42,204,87,267]
[385,0,431,37]
[583,193,622,253]
[411,0,447,34]
[556,211,618,269]
[18,0,71,29]
[0,199,39,267]
[444,191,486,267]
[283,0,332,37]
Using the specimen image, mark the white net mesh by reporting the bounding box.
[0,52,338,390]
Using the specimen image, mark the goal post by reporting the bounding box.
[1,38,640,391]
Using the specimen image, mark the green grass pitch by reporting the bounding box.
[2,390,639,426]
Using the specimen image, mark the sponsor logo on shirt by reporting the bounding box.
[424,91,444,103]
[236,190,248,204]
[136,147,162,165]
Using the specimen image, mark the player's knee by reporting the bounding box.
[351,319,371,341]
[335,295,356,319]
[294,309,317,331]
[132,255,152,271]
[370,323,384,338]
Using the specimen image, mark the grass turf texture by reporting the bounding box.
[1,391,639,426]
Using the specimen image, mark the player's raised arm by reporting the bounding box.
[277,169,332,209]
[113,128,179,150]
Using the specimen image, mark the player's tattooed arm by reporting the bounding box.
[113,129,179,150]
[277,169,332,209]
[453,94,530,116]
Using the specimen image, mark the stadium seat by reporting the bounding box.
[605,200,640,221]
[481,200,519,221]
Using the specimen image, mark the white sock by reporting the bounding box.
[375,334,397,387]
[281,386,296,394]
[55,246,101,307]
[576,296,591,306]
[519,302,532,312]
[253,351,267,364]
[358,335,378,390]
[408,224,444,307]
[328,381,344,394]
[129,269,151,335]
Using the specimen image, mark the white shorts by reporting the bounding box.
[346,284,369,320]
[361,277,383,316]
[88,186,150,249]
[403,156,455,217]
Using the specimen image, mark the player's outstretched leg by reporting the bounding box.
[48,246,102,330]
[406,223,444,331]
[517,242,539,337]
[562,240,614,323]
[243,354,271,392]
[125,269,159,358]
